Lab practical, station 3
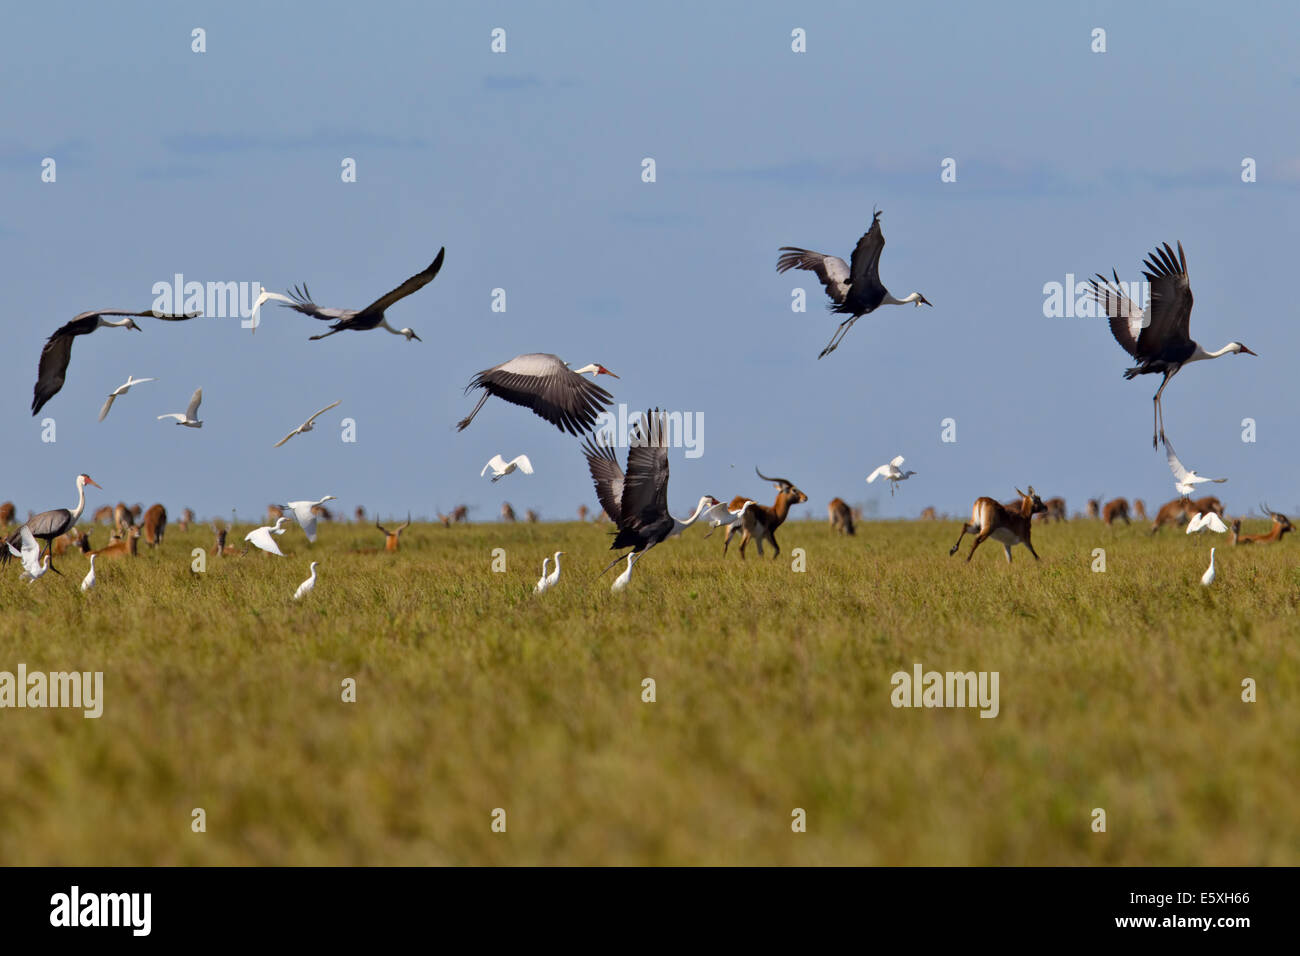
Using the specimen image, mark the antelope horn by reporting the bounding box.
[375,519,390,535]
[396,512,411,532]
[755,467,792,488]
[1014,488,1025,499]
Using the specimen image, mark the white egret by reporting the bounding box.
[544,551,564,589]
[294,561,319,600]
[81,554,97,592]
[1186,512,1228,535]
[98,374,157,421]
[1201,548,1216,586]
[248,290,297,335]
[1164,439,1226,497]
[281,496,337,543]
[244,516,290,556]
[611,553,641,592]
[481,454,534,482]
[274,400,342,448]
[157,388,203,428]
[8,525,50,582]
[533,556,551,594]
[866,455,916,496]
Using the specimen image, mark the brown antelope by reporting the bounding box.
[113,502,134,535]
[1231,505,1294,545]
[143,503,167,547]
[267,504,285,524]
[435,510,453,528]
[525,509,539,523]
[0,501,14,528]
[376,514,410,552]
[722,469,808,559]
[1085,497,1102,520]
[500,502,517,522]
[452,505,470,523]
[1037,497,1067,523]
[92,504,114,525]
[578,504,589,522]
[91,525,139,560]
[179,508,195,532]
[130,503,143,523]
[1132,499,1148,521]
[1149,497,1193,533]
[210,523,241,557]
[1102,498,1130,527]
[1192,496,1224,517]
[828,497,855,535]
[354,505,367,523]
[949,486,1047,563]
[53,528,91,556]
[919,506,938,521]
[312,504,334,521]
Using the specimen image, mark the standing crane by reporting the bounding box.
[457,353,618,435]
[275,248,444,341]
[30,309,199,415]
[1,473,101,575]
[776,209,931,359]
[582,408,713,576]
[1088,241,1256,447]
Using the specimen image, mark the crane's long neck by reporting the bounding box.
[883,292,923,306]
[673,496,712,533]
[1190,343,1238,362]
[70,480,87,522]
[379,318,405,336]
[99,317,136,329]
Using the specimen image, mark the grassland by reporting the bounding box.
[1,516,1297,865]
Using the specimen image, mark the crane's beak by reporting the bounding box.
[600,367,620,378]
[919,295,933,307]
[85,478,102,489]
[410,332,422,342]
[1241,346,1257,356]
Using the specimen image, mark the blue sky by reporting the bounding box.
[3,1,1298,523]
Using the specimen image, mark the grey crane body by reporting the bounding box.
[279,248,443,341]
[459,353,618,435]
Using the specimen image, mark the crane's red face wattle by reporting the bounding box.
[597,365,618,378]
[81,475,102,489]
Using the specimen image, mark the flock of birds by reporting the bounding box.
[4,211,1269,593]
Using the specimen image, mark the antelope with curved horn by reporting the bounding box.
[376,514,410,552]
[721,468,808,559]
[1231,504,1293,545]
[949,486,1047,563]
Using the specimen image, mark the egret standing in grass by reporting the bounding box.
[1201,547,1217,586]
[544,551,564,590]
[533,556,552,594]
[81,553,97,592]
[611,553,640,592]
[294,562,319,600]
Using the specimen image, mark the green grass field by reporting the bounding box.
[2,517,1297,865]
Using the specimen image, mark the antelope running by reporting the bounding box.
[949,486,1047,563]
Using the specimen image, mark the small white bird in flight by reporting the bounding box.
[8,525,51,582]
[81,553,97,592]
[611,552,641,591]
[294,561,319,600]
[1165,439,1226,497]
[281,496,337,543]
[274,400,342,448]
[99,374,157,422]
[1186,511,1228,535]
[158,388,203,427]
[481,454,534,482]
[244,516,290,556]
[248,289,297,335]
[866,455,916,496]
[1201,547,1217,586]
[533,555,552,594]
[700,496,755,537]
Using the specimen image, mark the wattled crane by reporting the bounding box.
[458,353,618,435]
[1,473,100,575]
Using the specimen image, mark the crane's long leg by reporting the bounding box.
[308,326,345,342]
[1153,368,1175,448]
[818,316,859,359]
[456,391,490,432]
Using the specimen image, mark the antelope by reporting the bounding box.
[91,524,139,560]
[0,501,14,528]
[143,503,167,547]
[501,502,517,522]
[949,486,1047,563]
[1086,497,1102,520]
[435,510,453,528]
[1102,498,1130,527]
[1149,497,1193,533]
[210,523,240,557]
[578,504,589,522]
[179,508,195,532]
[1132,499,1148,521]
[721,468,808,559]
[526,509,539,523]
[376,514,410,552]
[1231,505,1294,545]
[92,505,114,525]
[53,528,91,556]
[130,503,142,523]
[312,504,333,521]
[452,505,470,523]
[267,504,285,524]
[354,505,367,523]
[919,506,938,521]
[113,502,134,535]
[828,497,855,535]
[1036,497,1067,523]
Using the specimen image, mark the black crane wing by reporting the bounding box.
[469,354,614,436]
[621,409,671,529]
[835,211,887,315]
[1138,241,1194,359]
[582,434,626,526]
[358,247,445,317]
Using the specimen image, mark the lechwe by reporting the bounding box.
[949,486,1047,563]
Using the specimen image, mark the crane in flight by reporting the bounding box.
[30,308,199,415]
[458,353,618,435]
[776,209,931,359]
[275,248,444,341]
[1089,241,1256,447]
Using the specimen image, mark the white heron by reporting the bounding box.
[481,453,534,482]
[244,516,290,556]
[1089,241,1256,448]
[81,553,97,592]
[1186,512,1228,535]
[98,374,157,421]
[1201,547,1216,586]
[1165,439,1226,498]
[247,290,297,335]
[776,209,932,359]
[294,561,319,600]
[700,496,755,537]
[533,556,552,594]
[866,456,916,496]
[274,400,342,448]
[543,551,564,589]
[611,553,641,591]
[458,353,618,435]
[281,496,337,543]
[158,388,203,428]
[8,525,50,582]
